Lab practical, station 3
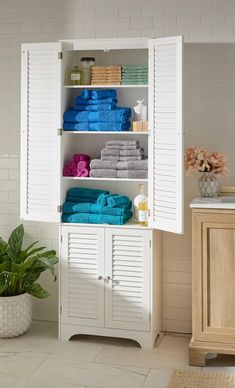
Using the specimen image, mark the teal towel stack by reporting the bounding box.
[121,65,148,85]
[62,188,132,225]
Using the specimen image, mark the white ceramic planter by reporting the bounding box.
[0,293,32,338]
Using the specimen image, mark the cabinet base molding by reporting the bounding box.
[189,339,235,366]
[59,323,159,350]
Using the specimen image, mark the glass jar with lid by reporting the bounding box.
[69,66,81,85]
[80,57,95,85]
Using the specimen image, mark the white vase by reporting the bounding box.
[198,172,219,197]
[0,293,32,338]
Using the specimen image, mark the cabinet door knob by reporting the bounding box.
[97,276,103,280]
[107,276,112,282]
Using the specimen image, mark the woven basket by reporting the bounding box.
[0,293,32,338]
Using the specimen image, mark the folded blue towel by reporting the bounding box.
[107,195,131,208]
[62,211,132,225]
[91,89,117,100]
[79,89,117,100]
[67,187,109,199]
[62,202,131,215]
[63,121,131,132]
[75,104,116,111]
[76,97,117,105]
[63,108,131,123]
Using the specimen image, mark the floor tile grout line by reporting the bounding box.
[27,355,49,378]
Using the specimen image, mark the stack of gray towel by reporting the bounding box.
[90,140,148,179]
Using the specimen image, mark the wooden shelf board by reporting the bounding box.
[62,177,148,182]
[64,84,148,89]
[63,131,149,135]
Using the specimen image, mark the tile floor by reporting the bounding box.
[0,321,234,388]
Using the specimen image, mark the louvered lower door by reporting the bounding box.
[148,36,184,234]
[61,226,105,327]
[20,42,61,222]
[105,229,151,332]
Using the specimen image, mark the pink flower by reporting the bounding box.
[184,147,229,177]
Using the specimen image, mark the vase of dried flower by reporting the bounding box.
[198,172,219,197]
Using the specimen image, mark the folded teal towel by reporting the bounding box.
[63,121,131,132]
[75,104,116,111]
[62,202,131,215]
[66,196,97,203]
[122,65,148,70]
[63,108,131,123]
[62,212,132,225]
[67,187,109,199]
[76,97,117,105]
[107,195,131,208]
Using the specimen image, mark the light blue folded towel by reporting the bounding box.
[63,108,131,123]
[63,121,131,132]
[79,89,117,100]
[75,104,116,111]
[76,97,117,105]
[62,212,132,225]
[62,202,131,215]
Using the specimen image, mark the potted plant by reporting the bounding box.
[185,147,229,197]
[0,224,58,338]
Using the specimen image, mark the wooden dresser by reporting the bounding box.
[190,201,235,366]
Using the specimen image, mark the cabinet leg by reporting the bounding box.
[189,347,207,366]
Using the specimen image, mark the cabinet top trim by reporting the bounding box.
[59,38,149,51]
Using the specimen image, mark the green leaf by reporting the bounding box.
[7,225,24,262]
[38,256,58,281]
[25,283,50,299]
[0,261,11,273]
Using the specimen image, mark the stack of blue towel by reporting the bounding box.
[63,89,132,132]
[62,187,133,225]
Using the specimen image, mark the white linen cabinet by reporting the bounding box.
[20,37,184,349]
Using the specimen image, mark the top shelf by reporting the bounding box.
[64,84,148,89]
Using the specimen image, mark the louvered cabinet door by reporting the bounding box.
[21,42,61,222]
[148,36,184,234]
[60,226,105,327]
[104,228,151,332]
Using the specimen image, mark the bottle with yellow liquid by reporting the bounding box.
[134,184,148,226]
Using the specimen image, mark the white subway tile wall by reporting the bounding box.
[0,0,235,333]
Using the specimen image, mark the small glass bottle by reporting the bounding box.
[69,66,81,85]
[134,184,148,226]
[80,57,95,85]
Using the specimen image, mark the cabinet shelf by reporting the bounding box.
[60,220,152,230]
[63,131,149,135]
[62,176,148,182]
[64,84,148,89]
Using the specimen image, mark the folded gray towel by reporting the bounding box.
[90,159,117,169]
[106,140,139,147]
[101,155,120,161]
[101,155,144,162]
[119,148,144,156]
[101,149,119,157]
[117,170,148,179]
[119,156,144,161]
[90,169,117,178]
[106,145,139,150]
[117,160,148,170]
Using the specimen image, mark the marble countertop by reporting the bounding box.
[190,196,235,209]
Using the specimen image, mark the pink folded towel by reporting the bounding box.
[80,168,90,177]
[66,160,77,170]
[77,160,90,170]
[72,168,82,177]
[73,153,91,163]
[63,166,72,177]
